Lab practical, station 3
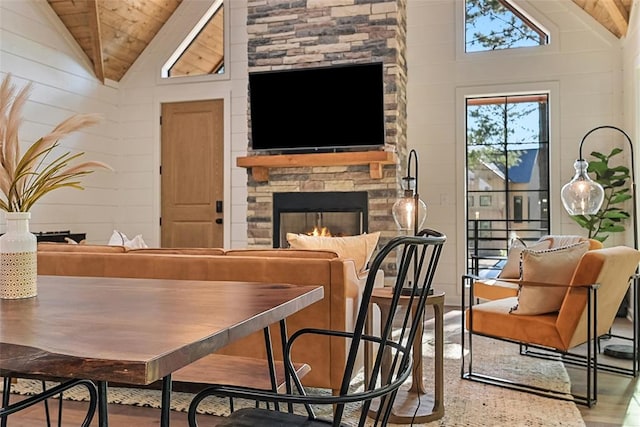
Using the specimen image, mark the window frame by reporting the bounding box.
[455,0,559,61]
[158,0,230,85]
[455,81,561,281]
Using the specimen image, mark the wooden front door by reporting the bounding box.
[161,100,224,248]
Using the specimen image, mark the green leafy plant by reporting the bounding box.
[0,74,112,212]
[570,148,631,242]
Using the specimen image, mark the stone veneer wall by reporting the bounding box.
[245,0,408,273]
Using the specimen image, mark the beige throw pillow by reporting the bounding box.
[510,241,589,315]
[286,232,380,273]
[498,239,551,279]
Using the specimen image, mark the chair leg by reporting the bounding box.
[0,379,97,427]
[40,380,52,427]
[1,377,10,427]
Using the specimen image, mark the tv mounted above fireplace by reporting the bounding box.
[248,62,385,153]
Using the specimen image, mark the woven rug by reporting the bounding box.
[3,310,585,426]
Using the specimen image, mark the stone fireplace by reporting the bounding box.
[243,0,408,258]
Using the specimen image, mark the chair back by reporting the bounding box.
[556,246,640,349]
[334,229,446,426]
[540,235,603,250]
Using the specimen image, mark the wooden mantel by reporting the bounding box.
[236,151,398,182]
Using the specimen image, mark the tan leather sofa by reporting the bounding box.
[37,243,380,394]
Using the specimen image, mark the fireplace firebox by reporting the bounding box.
[273,192,368,248]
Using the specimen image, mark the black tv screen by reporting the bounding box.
[248,63,385,153]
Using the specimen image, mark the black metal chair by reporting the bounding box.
[1,377,97,427]
[187,230,446,427]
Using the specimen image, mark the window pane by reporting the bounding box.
[465,0,549,53]
[467,103,506,145]
[506,101,547,144]
[163,2,225,78]
[466,92,550,274]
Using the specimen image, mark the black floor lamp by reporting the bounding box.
[392,149,427,235]
[392,149,428,295]
[560,125,638,365]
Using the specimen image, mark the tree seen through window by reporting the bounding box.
[465,0,549,52]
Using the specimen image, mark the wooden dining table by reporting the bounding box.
[0,275,324,426]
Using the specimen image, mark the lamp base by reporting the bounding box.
[603,344,635,360]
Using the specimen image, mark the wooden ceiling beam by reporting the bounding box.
[601,0,629,37]
[85,0,105,83]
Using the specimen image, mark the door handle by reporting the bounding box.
[215,218,223,224]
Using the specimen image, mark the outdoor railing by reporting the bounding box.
[467,219,549,277]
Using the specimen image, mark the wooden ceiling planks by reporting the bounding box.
[86,0,105,83]
[46,1,631,83]
[600,0,631,37]
[571,0,632,38]
[47,0,182,81]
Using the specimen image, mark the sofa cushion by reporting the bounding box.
[37,242,127,253]
[225,249,339,259]
[286,232,380,272]
[498,239,551,279]
[510,241,589,315]
[128,248,226,256]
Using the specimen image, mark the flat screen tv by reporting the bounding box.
[248,63,385,153]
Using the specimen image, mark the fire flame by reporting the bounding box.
[309,226,332,237]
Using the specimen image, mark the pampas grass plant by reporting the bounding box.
[0,74,112,212]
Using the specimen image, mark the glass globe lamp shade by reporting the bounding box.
[560,159,605,215]
[392,191,427,233]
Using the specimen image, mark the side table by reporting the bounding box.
[365,288,445,424]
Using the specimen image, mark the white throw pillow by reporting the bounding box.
[286,232,380,273]
[510,241,589,315]
[108,230,149,249]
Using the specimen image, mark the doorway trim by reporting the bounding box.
[153,89,232,248]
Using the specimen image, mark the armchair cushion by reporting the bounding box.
[286,232,380,273]
[510,241,590,315]
[498,239,551,279]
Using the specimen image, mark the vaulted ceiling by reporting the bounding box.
[46,0,634,83]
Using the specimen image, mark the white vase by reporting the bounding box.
[0,212,37,299]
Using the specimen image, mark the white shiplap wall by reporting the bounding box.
[407,0,624,301]
[623,0,640,146]
[0,0,118,243]
[622,0,640,320]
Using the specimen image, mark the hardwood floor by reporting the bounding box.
[2,315,638,426]
[568,317,640,427]
[0,394,224,426]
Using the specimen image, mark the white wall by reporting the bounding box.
[407,0,624,301]
[623,0,640,183]
[0,0,118,243]
[117,0,247,248]
[622,0,640,320]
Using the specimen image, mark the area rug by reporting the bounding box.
[3,310,585,426]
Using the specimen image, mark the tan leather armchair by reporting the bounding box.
[461,246,640,406]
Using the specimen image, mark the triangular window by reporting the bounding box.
[162,0,224,78]
[465,0,549,53]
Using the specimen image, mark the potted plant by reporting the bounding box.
[0,74,112,299]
